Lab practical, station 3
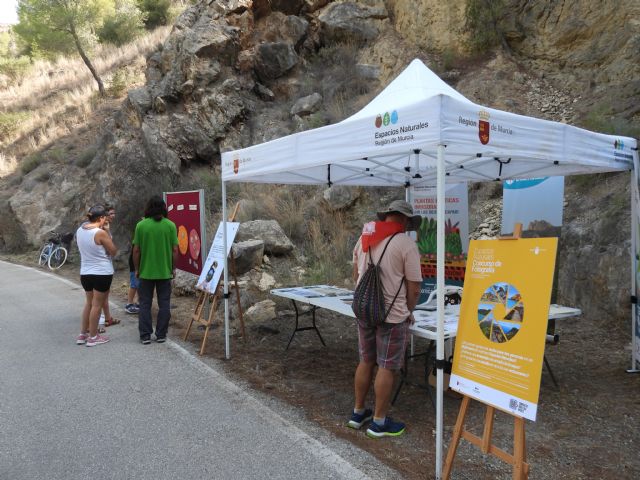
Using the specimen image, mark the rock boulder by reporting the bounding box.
[232,239,265,273]
[254,42,299,81]
[236,220,294,255]
[290,93,322,116]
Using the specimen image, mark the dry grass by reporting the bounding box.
[0,26,170,160]
[234,183,359,286]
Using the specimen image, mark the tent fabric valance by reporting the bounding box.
[222,60,636,186]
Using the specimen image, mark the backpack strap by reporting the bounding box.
[372,232,406,322]
[374,232,400,266]
[383,277,405,322]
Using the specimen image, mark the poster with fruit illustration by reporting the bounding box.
[450,238,557,421]
[411,184,469,303]
[164,190,206,276]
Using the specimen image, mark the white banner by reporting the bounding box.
[411,183,469,302]
[196,222,239,294]
[501,177,564,235]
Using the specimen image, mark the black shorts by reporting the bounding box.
[80,274,113,293]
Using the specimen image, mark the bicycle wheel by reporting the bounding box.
[38,244,50,266]
[48,246,68,270]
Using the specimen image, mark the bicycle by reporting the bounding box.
[38,232,73,270]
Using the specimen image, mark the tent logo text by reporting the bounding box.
[375,110,399,128]
[614,139,625,150]
[479,110,490,145]
[226,155,250,174]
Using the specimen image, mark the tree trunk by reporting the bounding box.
[70,27,105,97]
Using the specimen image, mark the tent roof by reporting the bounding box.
[222,60,637,186]
[344,59,472,121]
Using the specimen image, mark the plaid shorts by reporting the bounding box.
[357,319,410,370]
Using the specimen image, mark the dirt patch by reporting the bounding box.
[9,253,639,479]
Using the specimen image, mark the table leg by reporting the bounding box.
[543,355,559,388]
[423,341,436,409]
[285,300,326,350]
[391,340,436,408]
[310,306,326,346]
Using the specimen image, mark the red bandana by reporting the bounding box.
[360,221,405,252]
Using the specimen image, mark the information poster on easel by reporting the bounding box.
[450,238,557,420]
[196,222,239,294]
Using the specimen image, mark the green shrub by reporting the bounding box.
[108,67,133,97]
[21,153,43,174]
[305,112,326,130]
[581,107,640,139]
[0,56,32,82]
[99,4,145,46]
[137,0,172,29]
[465,0,506,52]
[75,147,97,167]
[441,48,461,71]
[46,147,65,162]
[0,111,30,140]
[0,31,11,57]
[35,170,51,182]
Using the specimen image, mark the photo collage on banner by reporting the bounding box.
[450,238,558,421]
[196,222,240,294]
[501,177,564,236]
[165,190,205,276]
[411,184,469,303]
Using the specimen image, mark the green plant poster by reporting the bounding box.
[411,184,469,303]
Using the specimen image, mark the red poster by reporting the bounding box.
[165,190,204,275]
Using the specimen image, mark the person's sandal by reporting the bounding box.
[98,325,107,334]
[104,317,121,327]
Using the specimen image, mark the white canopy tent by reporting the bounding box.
[220,59,637,478]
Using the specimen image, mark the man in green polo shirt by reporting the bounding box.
[132,196,179,344]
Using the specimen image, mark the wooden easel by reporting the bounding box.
[184,205,245,355]
[445,222,528,479]
[443,395,529,479]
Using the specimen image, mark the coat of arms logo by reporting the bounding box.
[479,110,490,145]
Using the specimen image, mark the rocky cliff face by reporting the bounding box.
[2,0,638,326]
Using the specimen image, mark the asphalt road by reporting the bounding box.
[0,260,394,480]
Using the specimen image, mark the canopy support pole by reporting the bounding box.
[222,180,230,359]
[436,143,446,479]
[630,166,640,373]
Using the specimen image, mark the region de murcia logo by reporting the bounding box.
[233,155,240,174]
[375,110,399,128]
[614,139,625,150]
[479,110,490,145]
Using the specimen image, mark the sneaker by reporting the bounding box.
[366,417,406,438]
[125,303,139,314]
[155,336,166,343]
[347,409,373,429]
[86,334,110,347]
[76,332,89,345]
[141,337,151,345]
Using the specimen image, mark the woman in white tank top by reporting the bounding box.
[75,205,118,347]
